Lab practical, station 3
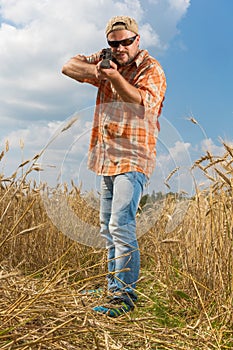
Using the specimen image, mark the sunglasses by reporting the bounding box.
[107,35,138,48]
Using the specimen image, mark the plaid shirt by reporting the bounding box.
[80,49,166,178]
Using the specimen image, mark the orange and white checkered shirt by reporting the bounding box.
[79,49,166,178]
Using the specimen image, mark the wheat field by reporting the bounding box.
[0,142,232,349]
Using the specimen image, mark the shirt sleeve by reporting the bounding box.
[78,51,102,87]
[136,60,166,117]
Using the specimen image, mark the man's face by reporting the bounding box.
[107,29,140,66]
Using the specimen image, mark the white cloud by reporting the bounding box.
[168,0,190,14]
[142,0,190,45]
[1,120,62,154]
[0,0,44,24]
[0,110,94,181]
[140,23,164,49]
[201,138,225,156]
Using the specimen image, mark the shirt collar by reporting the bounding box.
[117,50,149,70]
[134,50,149,67]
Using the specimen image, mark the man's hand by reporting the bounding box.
[95,60,118,81]
[95,60,142,107]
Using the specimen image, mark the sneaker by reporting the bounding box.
[92,298,133,318]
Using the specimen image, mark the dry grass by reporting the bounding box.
[0,142,232,349]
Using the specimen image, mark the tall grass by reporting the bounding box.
[0,142,232,349]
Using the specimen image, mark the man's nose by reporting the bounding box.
[116,44,125,50]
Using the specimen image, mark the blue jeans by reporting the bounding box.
[100,171,147,306]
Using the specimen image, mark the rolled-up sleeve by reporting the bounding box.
[136,63,166,116]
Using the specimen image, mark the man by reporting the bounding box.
[62,16,166,317]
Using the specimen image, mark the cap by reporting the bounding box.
[105,16,138,37]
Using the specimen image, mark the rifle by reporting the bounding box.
[100,48,112,69]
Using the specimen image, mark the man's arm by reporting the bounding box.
[62,55,97,82]
[96,61,142,106]
[110,71,142,105]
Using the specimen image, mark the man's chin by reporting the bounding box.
[116,57,133,67]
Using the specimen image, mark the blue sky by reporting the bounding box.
[0,0,232,195]
[162,0,232,144]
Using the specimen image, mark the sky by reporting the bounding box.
[0,0,232,196]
